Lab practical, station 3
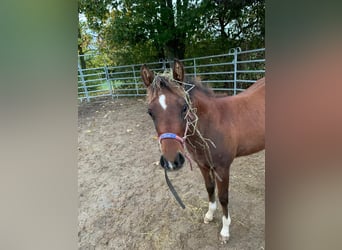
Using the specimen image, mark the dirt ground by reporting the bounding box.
[78,97,265,250]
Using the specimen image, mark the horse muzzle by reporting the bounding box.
[160,152,185,171]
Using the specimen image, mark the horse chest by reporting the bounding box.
[186,137,231,167]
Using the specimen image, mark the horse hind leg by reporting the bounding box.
[217,170,231,244]
[199,167,216,223]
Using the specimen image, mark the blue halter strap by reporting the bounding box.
[158,133,184,145]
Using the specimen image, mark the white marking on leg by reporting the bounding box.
[159,94,167,110]
[220,212,231,239]
[204,201,216,223]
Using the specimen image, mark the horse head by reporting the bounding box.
[141,60,189,171]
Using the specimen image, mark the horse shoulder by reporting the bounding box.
[221,91,264,155]
[211,98,240,154]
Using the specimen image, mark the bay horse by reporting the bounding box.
[140,60,265,243]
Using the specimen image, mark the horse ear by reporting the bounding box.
[173,59,184,83]
[141,64,154,87]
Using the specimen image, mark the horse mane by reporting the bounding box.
[184,76,217,97]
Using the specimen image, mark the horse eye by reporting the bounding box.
[182,104,188,113]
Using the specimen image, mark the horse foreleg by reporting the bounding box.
[216,169,231,244]
[199,166,216,223]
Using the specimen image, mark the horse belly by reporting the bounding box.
[236,130,265,157]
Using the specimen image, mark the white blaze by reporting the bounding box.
[159,94,167,110]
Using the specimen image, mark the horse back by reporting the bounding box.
[241,77,265,96]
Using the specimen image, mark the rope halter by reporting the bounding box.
[158,131,193,170]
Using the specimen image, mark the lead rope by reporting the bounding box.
[159,121,192,209]
[164,168,186,209]
[158,132,187,209]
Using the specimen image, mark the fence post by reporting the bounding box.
[160,59,166,71]
[193,58,197,78]
[232,47,241,95]
[132,65,139,96]
[233,48,237,95]
[78,65,90,102]
[104,66,113,99]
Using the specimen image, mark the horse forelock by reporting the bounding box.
[146,75,184,103]
[146,75,215,104]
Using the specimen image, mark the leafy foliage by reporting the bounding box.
[78,0,264,66]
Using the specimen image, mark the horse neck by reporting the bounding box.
[185,90,236,141]
[191,89,211,114]
[189,88,233,120]
[186,90,215,137]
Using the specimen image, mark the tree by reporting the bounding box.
[201,0,264,49]
[78,0,109,69]
[78,23,87,69]
[78,0,265,64]
[104,0,203,60]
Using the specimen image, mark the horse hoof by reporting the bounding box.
[204,217,211,224]
[220,235,229,244]
[204,214,213,224]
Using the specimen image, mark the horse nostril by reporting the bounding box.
[160,155,167,168]
[174,152,185,168]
